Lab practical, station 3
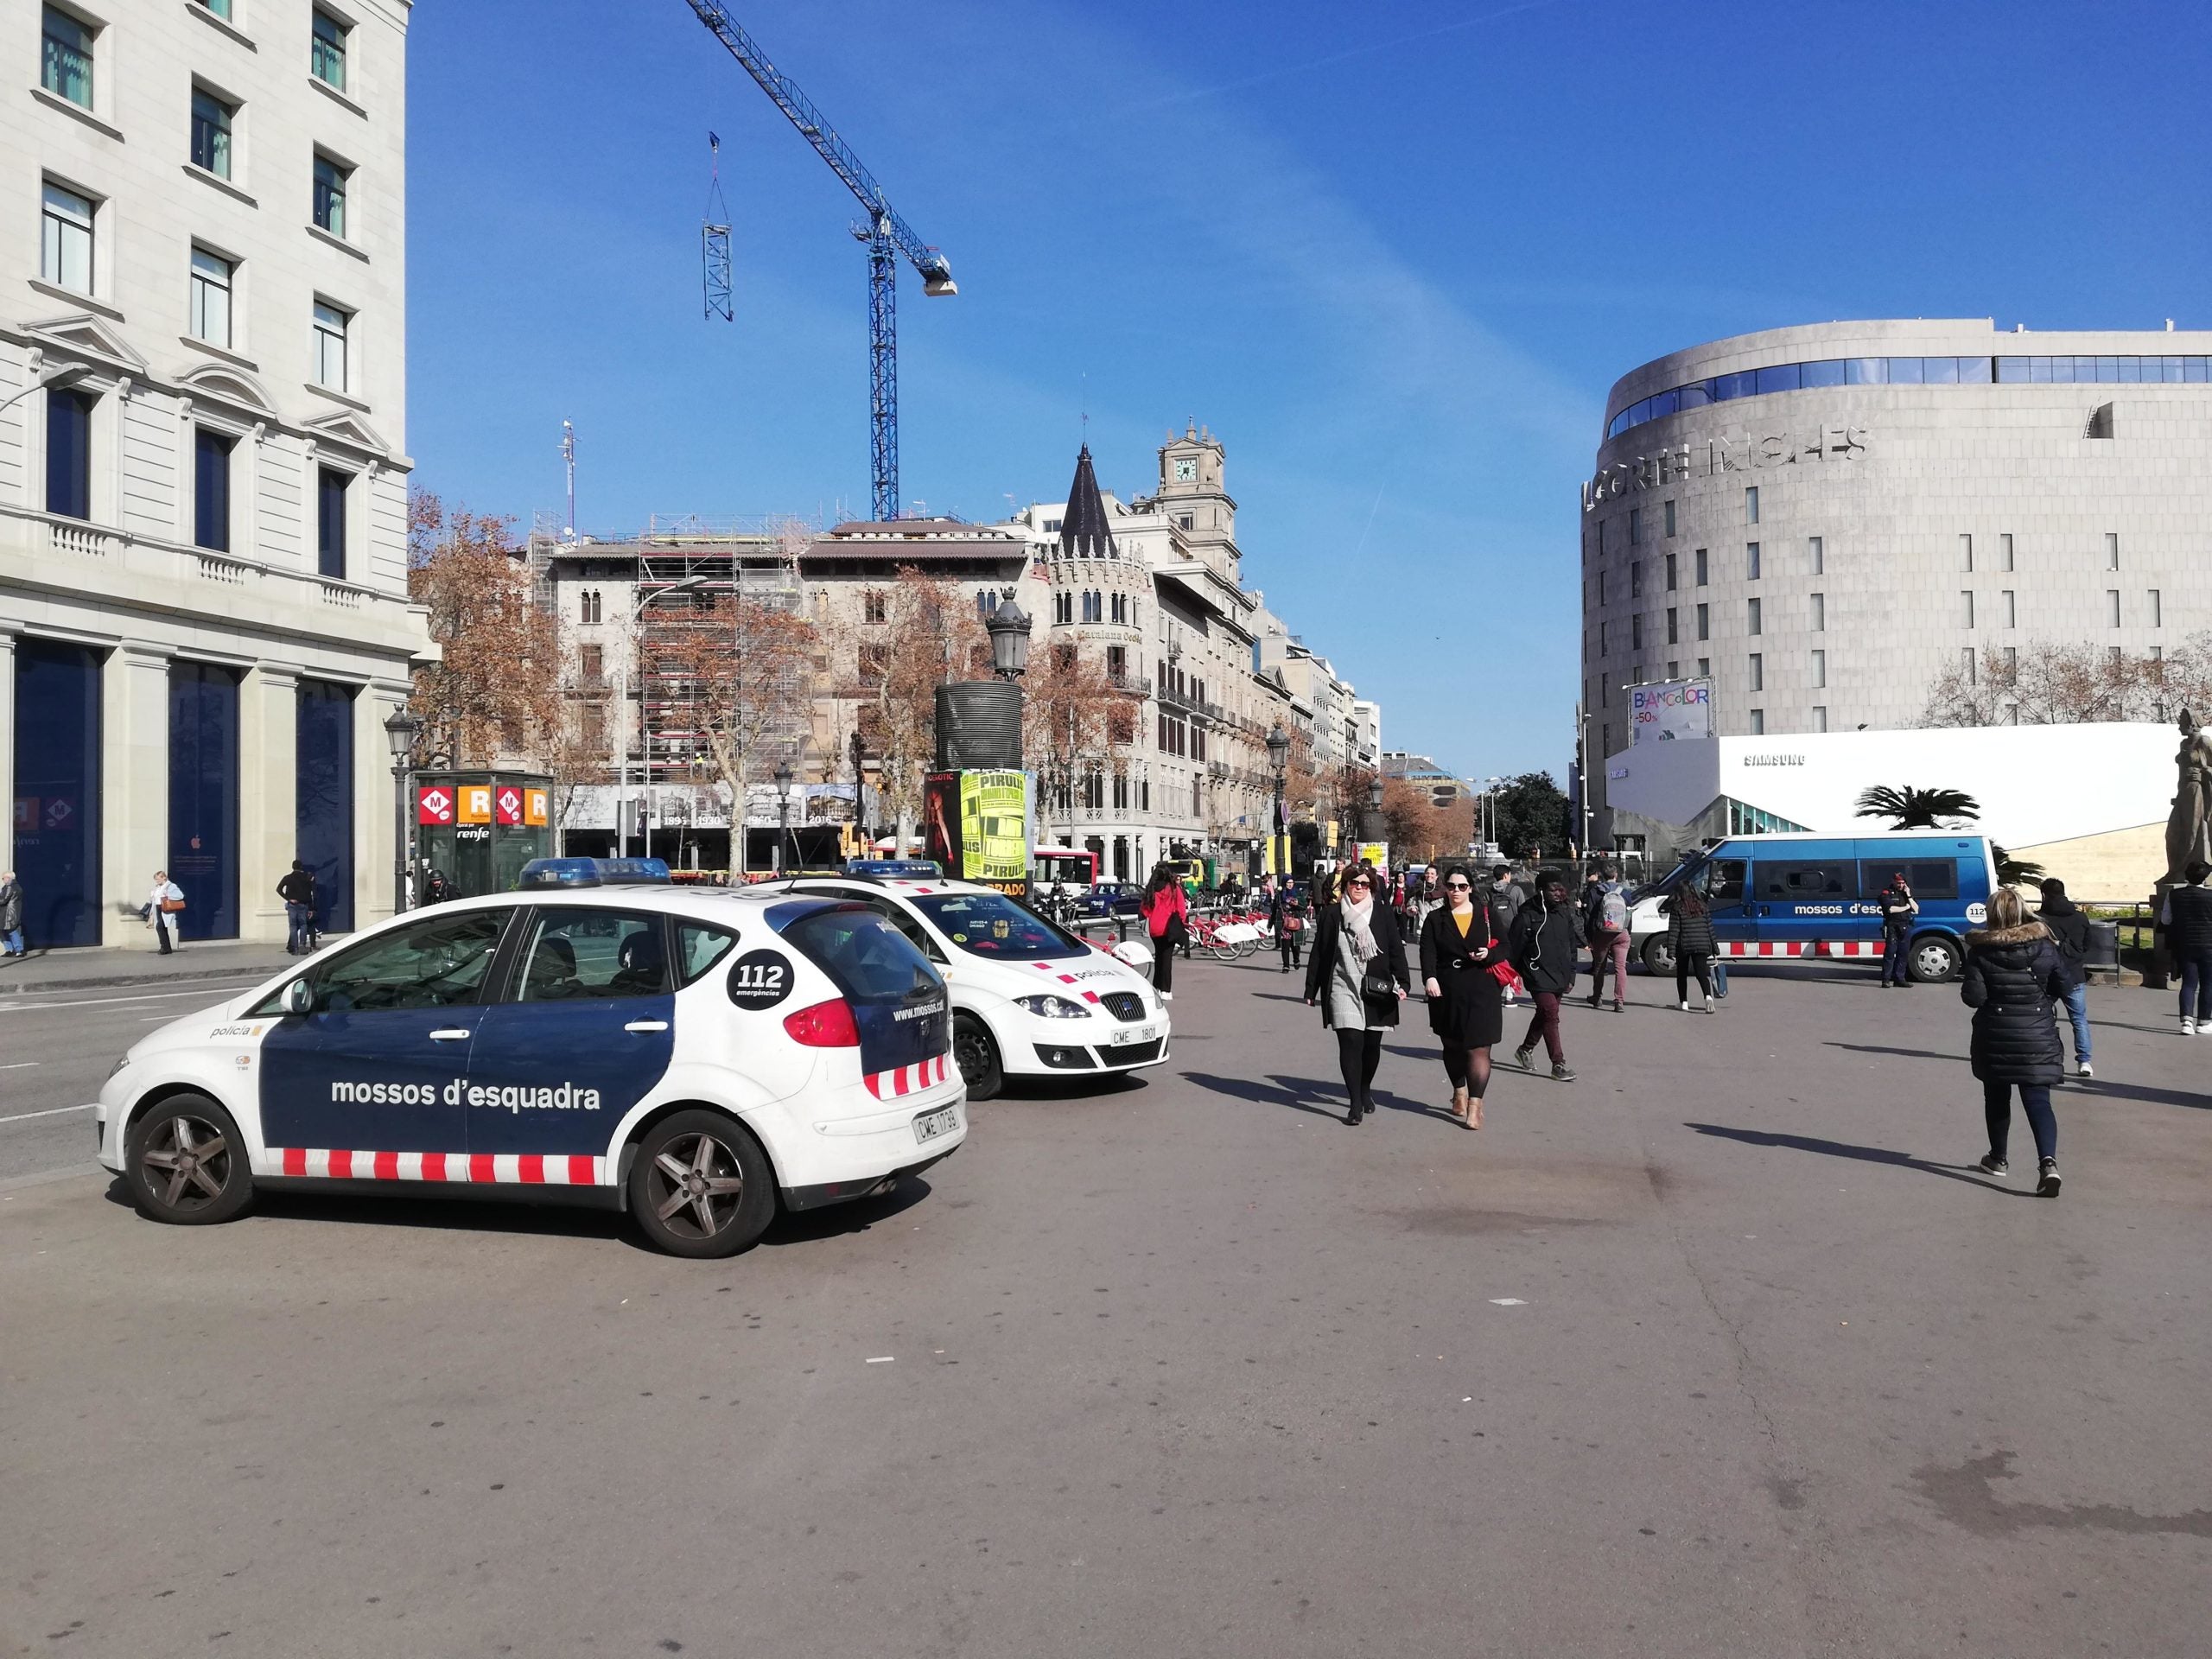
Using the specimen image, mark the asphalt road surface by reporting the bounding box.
[4,956,2208,1658]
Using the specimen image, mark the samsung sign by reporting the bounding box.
[1584,425,1868,511]
[1743,753,1807,766]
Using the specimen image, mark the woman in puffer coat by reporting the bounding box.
[1961,887,2072,1197]
[1661,886,1719,1012]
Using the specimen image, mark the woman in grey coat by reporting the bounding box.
[1302,868,1412,1125]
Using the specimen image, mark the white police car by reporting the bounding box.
[753,870,1168,1099]
[93,860,963,1257]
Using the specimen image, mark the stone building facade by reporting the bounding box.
[3,0,424,947]
[1582,319,2212,842]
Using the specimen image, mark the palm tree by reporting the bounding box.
[1853,785,1981,830]
[1993,844,2047,887]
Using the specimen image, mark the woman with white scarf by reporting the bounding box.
[1302,864,1411,1125]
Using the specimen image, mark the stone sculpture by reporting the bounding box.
[2164,709,2212,883]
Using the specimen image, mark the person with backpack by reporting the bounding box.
[1506,870,1580,1082]
[1662,884,1719,1013]
[2036,877,2094,1077]
[1582,862,1631,1012]
[1139,862,1188,1001]
[276,859,319,956]
[1878,873,1919,988]
[1962,887,2071,1196]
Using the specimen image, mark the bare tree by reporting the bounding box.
[406,491,557,766]
[647,597,818,827]
[1022,639,1136,848]
[1923,639,2181,728]
[852,567,988,848]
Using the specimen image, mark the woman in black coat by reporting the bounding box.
[1662,887,1719,1012]
[1419,868,1503,1128]
[1961,887,2071,1196]
[1303,868,1412,1125]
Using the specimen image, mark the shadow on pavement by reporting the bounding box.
[1684,1122,2031,1196]
[2072,1078,2208,1111]
[1826,1039,1967,1065]
[1180,1069,1342,1122]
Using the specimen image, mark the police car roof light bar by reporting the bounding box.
[515,856,675,890]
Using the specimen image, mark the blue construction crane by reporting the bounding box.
[682,2,957,523]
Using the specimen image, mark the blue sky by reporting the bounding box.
[408,1,2212,781]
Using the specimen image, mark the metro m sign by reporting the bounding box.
[494,785,524,826]
[417,785,456,826]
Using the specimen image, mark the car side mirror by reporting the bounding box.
[282,979,313,1015]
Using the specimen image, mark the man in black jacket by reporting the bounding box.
[2037,878,2094,1077]
[2164,858,2212,1035]
[276,860,317,955]
[1506,870,1579,1081]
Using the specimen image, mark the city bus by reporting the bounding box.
[1032,845,1099,899]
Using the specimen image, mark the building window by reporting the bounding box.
[1961,648,1977,683]
[2150,588,2163,628]
[316,467,348,579]
[2000,532,2014,572]
[1811,649,1826,688]
[1999,589,2015,629]
[190,87,236,180]
[1664,499,1676,538]
[1808,535,1822,575]
[1960,533,1974,572]
[46,386,93,520]
[974,588,999,619]
[1629,506,1643,545]
[1082,590,1103,624]
[1747,597,1762,637]
[312,302,349,391]
[1630,560,1643,598]
[1599,621,1608,658]
[1697,658,1710,677]
[1746,541,1761,581]
[1666,607,1678,645]
[314,154,351,238]
[859,589,887,624]
[195,0,232,16]
[1667,661,1679,679]
[1695,603,1709,642]
[1748,652,1764,693]
[2107,589,2121,627]
[1745,486,1759,524]
[2085,402,2115,439]
[312,9,350,91]
[41,5,94,109]
[1749,709,1764,735]
[41,180,94,295]
[2105,532,2120,570]
[580,590,601,624]
[1664,551,1677,591]
[1597,520,1605,556]
[188,246,233,347]
[1630,614,1643,651]
[1694,548,1708,586]
[1961,591,1974,628]
[1812,706,1827,733]
[1597,569,1605,605]
[2005,645,2018,673]
[193,427,233,551]
[1810,593,1825,632]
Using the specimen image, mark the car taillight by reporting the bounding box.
[783,998,860,1047]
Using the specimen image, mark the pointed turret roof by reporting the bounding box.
[1059,444,1116,559]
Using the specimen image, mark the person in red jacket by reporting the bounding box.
[1139,862,1188,1000]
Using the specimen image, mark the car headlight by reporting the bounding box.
[107,1055,131,1078]
[1014,994,1092,1019]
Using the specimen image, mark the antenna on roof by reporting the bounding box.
[561,419,576,542]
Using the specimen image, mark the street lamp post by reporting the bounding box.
[1265,723,1289,879]
[984,588,1032,681]
[773,758,794,874]
[849,728,867,851]
[382,709,421,917]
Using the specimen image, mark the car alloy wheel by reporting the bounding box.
[644,1130,747,1242]
[125,1094,252,1225]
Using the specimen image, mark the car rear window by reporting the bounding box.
[909,892,1085,960]
[782,908,943,1004]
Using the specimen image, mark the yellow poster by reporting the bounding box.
[959,770,1029,886]
[524,788,550,827]
[458,785,493,824]
[1356,841,1389,869]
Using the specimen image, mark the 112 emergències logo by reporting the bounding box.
[330,1078,603,1114]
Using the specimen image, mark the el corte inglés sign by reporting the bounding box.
[1584,426,1869,512]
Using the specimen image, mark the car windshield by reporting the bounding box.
[1634,849,1707,902]
[910,892,1086,961]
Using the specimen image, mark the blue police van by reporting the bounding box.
[1627,831,1998,982]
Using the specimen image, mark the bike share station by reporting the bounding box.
[414,771,553,899]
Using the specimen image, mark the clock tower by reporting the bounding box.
[1156,421,1238,580]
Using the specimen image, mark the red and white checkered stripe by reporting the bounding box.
[257,1148,607,1185]
[1718,939,1887,958]
[862,1052,951,1100]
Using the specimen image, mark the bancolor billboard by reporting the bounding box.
[1630,678,1713,746]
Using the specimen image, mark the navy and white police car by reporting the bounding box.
[94,860,964,1257]
[754,868,1169,1099]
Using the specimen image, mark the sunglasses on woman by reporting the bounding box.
[1446,880,1471,890]
[1345,878,1370,889]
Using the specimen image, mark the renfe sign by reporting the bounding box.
[1584,425,1868,511]
[1630,678,1712,746]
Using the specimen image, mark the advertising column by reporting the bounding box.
[923,769,1032,897]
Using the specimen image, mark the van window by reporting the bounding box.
[1858,859,1959,901]
[1701,859,1747,903]
[1757,862,1855,899]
